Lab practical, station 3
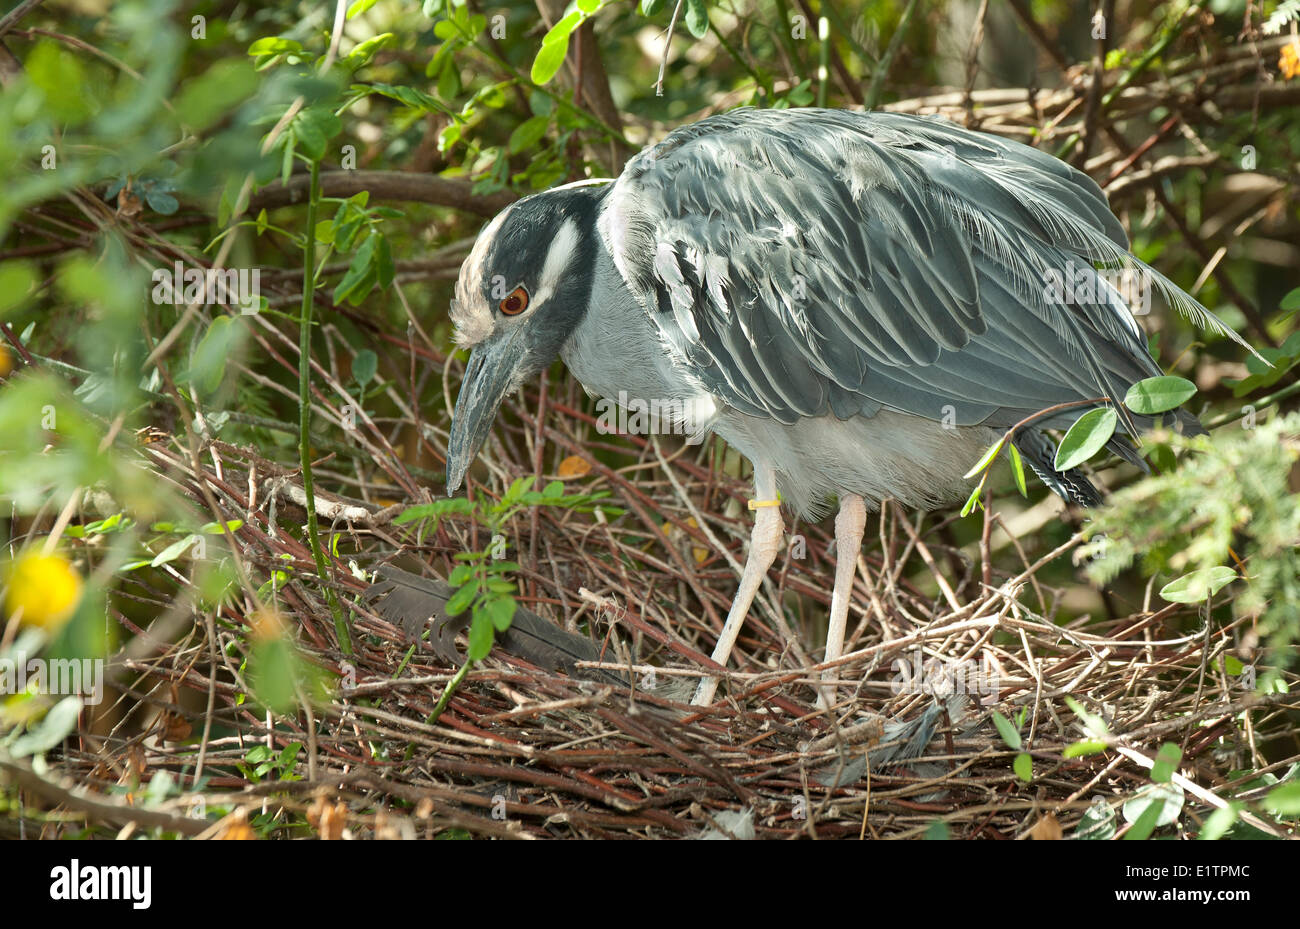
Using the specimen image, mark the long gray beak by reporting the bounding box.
[446,331,527,495]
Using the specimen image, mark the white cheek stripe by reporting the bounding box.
[532,217,580,307]
[452,209,510,347]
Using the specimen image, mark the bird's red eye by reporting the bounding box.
[499,286,529,316]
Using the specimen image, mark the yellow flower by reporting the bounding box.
[3,551,84,631]
[1281,39,1300,80]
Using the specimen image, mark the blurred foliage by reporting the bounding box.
[1080,413,1300,679]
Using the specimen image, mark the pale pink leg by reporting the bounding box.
[692,468,783,706]
[817,493,867,710]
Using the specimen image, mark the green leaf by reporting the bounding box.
[145,190,179,215]
[1124,376,1197,415]
[347,33,395,67]
[1008,443,1028,497]
[248,37,304,57]
[531,36,570,85]
[963,438,1004,479]
[1074,801,1117,840]
[1063,739,1109,759]
[348,0,382,17]
[1150,742,1182,783]
[249,637,299,713]
[1124,795,1164,840]
[923,820,950,840]
[641,0,668,13]
[333,233,379,305]
[1122,783,1184,837]
[315,220,336,245]
[280,137,296,187]
[366,82,454,116]
[1245,347,1284,376]
[1280,286,1300,312]
[684,0,710,38]
[1064,695,1109,736]
[1147,442,1176,473]
[188,316,242,395]
[543,11,584,43]
[1223,654,1244,676]
[200,519,243,534]
[9,697,83,758]
[291,106,343,161]
[577,0,601,12]
[1013,752,1033,782]
[785,78,815,107]
[151,534,199,567]
[374,235,394,289]
[27,41,91,123]
[1198,804,1239,840]
[0,261,37,316]
[1054,407,1118,471]
[483,596,517,632]
[467,613,494,661]
[1159,566,1236,604]
[991,711,1021,751]
[352,349,378,386]
[959,482,982,517]
[1263,781,1300,815]
[444,582,477,617]
[508,115,550,154]
[174,60,259,131]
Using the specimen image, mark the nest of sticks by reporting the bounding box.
[12,397,1294,840]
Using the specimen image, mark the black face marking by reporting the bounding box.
[477,185,608,374]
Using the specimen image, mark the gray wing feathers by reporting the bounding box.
[603,108,1224,443]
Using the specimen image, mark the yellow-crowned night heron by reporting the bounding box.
[444,107,1244,706]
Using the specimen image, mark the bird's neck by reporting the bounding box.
[560,236,683,407]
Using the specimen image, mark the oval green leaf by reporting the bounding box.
[531,36,570,85]
[1054,407,1118,471]
[1150,742,1182,783]
[1198,804,1239,840]
[1159,565,1236,604]
[684,0,710,38]
[483,595,517,633]
[963,438,1004,480]
[1124,375,1196,415]
[1014,752,1033,783]
[1263,782,1300,815]
[991,710,1021,751]
[1008,442,1028,496]
[1122,783,1184,834]
[352,349,377,387]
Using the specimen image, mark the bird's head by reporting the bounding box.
[445,181,606,495]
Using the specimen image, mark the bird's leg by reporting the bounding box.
[692,468,783,706]
[817,493,867,710]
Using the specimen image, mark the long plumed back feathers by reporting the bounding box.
[599,108,1248,450]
